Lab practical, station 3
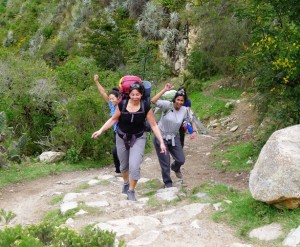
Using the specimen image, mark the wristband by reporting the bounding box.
[193,130,197,133]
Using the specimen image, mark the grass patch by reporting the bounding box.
[138,179,162,190]
[213,191,300,239]
[138,179,164,197]
[98,180,110,185]
[191,183,237,203]
[212,87,244,99]
[48,195,64,205]
[189,91,233,120]
[212,141,255,171]
[0,159,110,190]
[193,183,300,240]
[201,75,223,89]
[43,208,79,226]
[147,197,162,207]
[73,183,90,193]
[80,205,104,215]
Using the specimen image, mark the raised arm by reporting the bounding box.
[151,83,173,105]
[94,74,109,103]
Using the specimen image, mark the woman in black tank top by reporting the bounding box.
[92,82,166,201]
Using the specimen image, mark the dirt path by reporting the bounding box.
[0,131,249,224]
[0,95,258,246]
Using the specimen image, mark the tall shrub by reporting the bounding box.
[236,1,300,129]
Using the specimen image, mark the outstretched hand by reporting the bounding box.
[189,132,197,139]
[91,130,102,139]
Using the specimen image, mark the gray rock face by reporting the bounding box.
[249,125,300,209]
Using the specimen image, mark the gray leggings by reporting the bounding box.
[116,133,146,180]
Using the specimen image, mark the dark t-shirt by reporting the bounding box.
[118,99,150,135]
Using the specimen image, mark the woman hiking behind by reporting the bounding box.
[151,83,197,188]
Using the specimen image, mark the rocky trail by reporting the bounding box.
[0,96,262,247]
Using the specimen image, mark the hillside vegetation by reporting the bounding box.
[0,0,299,166]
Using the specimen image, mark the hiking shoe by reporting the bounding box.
[171,164,183,179]
[122,182,129,194]
[175,171,183,179]
[164,183,173,188]
[127,190,137,201]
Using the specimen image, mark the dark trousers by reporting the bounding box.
[179,125,185,147]
[153,135,185,187]
[113,133,120,173]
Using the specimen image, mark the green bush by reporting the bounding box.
[42,25,54,39]
[235,0,300,144]
[56,56,98,93]
[0,55,58,155]
[155,0,186,11]
[51,88,113,160]
[0,222,117,246]
[66,146,81,164]
[83,5,138,70]
[187,49,218,80]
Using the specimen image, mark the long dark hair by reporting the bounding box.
[109,87,120,98]
[172,91,187,103]
[129,82,145,95]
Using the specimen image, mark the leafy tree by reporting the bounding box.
[50,86,115,160]
[178,1,248,81]
[56,56,98,93]
[0,55,58,155]
[83,6,138,70]
[236,0,300,128]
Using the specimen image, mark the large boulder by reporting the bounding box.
[249,125,300,209]
[39,151,65,163]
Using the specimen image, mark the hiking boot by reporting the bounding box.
[175,170,183,179]
[122,182,129,194]
[171,164,183,179]
[127,190,137,201]
[164,183,173,188]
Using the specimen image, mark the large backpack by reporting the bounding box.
[118,75,152,132]
[154,90,177,122]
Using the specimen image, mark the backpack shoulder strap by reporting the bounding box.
[121,98,128,113]
[141,98,151,114]
[140,99,145,113]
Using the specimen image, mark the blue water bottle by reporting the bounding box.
[186,122,193,134]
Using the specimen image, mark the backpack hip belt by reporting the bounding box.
[117,128,144,150]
